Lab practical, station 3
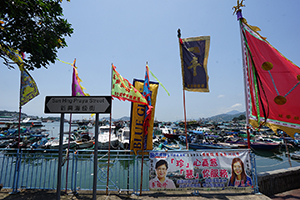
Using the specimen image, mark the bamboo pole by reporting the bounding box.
[65,113,73,193]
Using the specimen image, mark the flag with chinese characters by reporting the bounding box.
[149,150,252,190]
[111,64,148,105]
[19,66,39,106]
[71,59,88,96]
[238,11,300,138]
[179,36,210,92]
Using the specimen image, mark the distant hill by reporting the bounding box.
[207,110,246,122]
[1,110,244,123]
[100,116,130,122]
[225,110,241,115]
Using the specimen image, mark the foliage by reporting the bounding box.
[0,0,73,70]
[232,114,246,122]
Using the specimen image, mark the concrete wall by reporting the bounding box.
[257,166,300,196]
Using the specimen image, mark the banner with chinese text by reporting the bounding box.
[149,150,252,190]
[179,36,210,92]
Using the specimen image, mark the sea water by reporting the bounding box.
[43,122,300,174]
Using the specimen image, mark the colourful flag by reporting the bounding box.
[0,43,24,66]
[71,59,88,96]
[130,79,159,154]
[179,36,210,92]
[111,64,148,105]
[142,64,152,148]
[239,11,300,138]
[0,43,39,106]
[19,66,39,106]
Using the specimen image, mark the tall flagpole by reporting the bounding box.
[18,69,22,151]
[237,9,251,149]
[65,58,77,192]
[64,113,72,193]
[106,64,113,195]
[178,29,188,150]
[183,90,188,150]
[139,62,149,196]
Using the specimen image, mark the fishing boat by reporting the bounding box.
[6,118,44,127]
[44,133,77,149]
[250,141,280,150]
[98,125,119,149]
[153,139,183,151]
[160,126,180,139]
[116,126,130,150]
[75,139,94,149]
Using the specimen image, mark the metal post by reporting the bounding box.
[56,113,64,200]
[93,113,99,200]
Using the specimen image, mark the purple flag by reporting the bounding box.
[71,59,85,96]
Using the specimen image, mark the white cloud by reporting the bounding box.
[217,95,225,98]
[231,103,242,109]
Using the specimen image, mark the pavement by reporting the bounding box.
[2,188,300,200]
[0,187,300,200]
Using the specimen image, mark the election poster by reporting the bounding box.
[149,150,253,190]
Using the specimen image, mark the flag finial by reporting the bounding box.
[232,0,245,16]
[177,29,181,39]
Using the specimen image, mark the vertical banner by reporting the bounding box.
[179,36,210,92]
[130,79,159,154]
[149,150,252,190]
[20,67,39,106]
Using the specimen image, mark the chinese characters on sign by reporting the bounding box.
[149,150,252,190]
[44,96,111,114]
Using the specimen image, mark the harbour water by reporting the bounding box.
[41,122,300,174]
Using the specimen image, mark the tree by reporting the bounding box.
[0,0,73,70]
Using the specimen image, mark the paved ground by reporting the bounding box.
[0,188,276,200]
[1,187,300,200]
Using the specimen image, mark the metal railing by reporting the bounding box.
[0,148,257,194]
[0,148,149,193]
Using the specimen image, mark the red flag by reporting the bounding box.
[240,17,300,138]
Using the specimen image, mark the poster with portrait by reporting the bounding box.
[149,150,252,190]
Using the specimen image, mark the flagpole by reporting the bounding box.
[183,90,188,150]
[106,64,113,196]
[139,62,149,196]
[65,58,77,193]
[17,107,22,150]
[65,113,72,193]
[178,29,189,150]
[237,10,251,149]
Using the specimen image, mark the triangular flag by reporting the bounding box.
[71,59,87,96]
[239,11,300,138]
[111,64,148,105]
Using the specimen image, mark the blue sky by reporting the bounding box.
[1,0,300,121]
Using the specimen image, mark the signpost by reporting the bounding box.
[44,96,111,113]
[44,96,111,200]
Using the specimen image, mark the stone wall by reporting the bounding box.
[257,166,300,196]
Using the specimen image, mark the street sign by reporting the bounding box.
[44,96,111,114]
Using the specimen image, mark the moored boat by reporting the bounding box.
[117,127,130,150]
[98,125,119,149]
